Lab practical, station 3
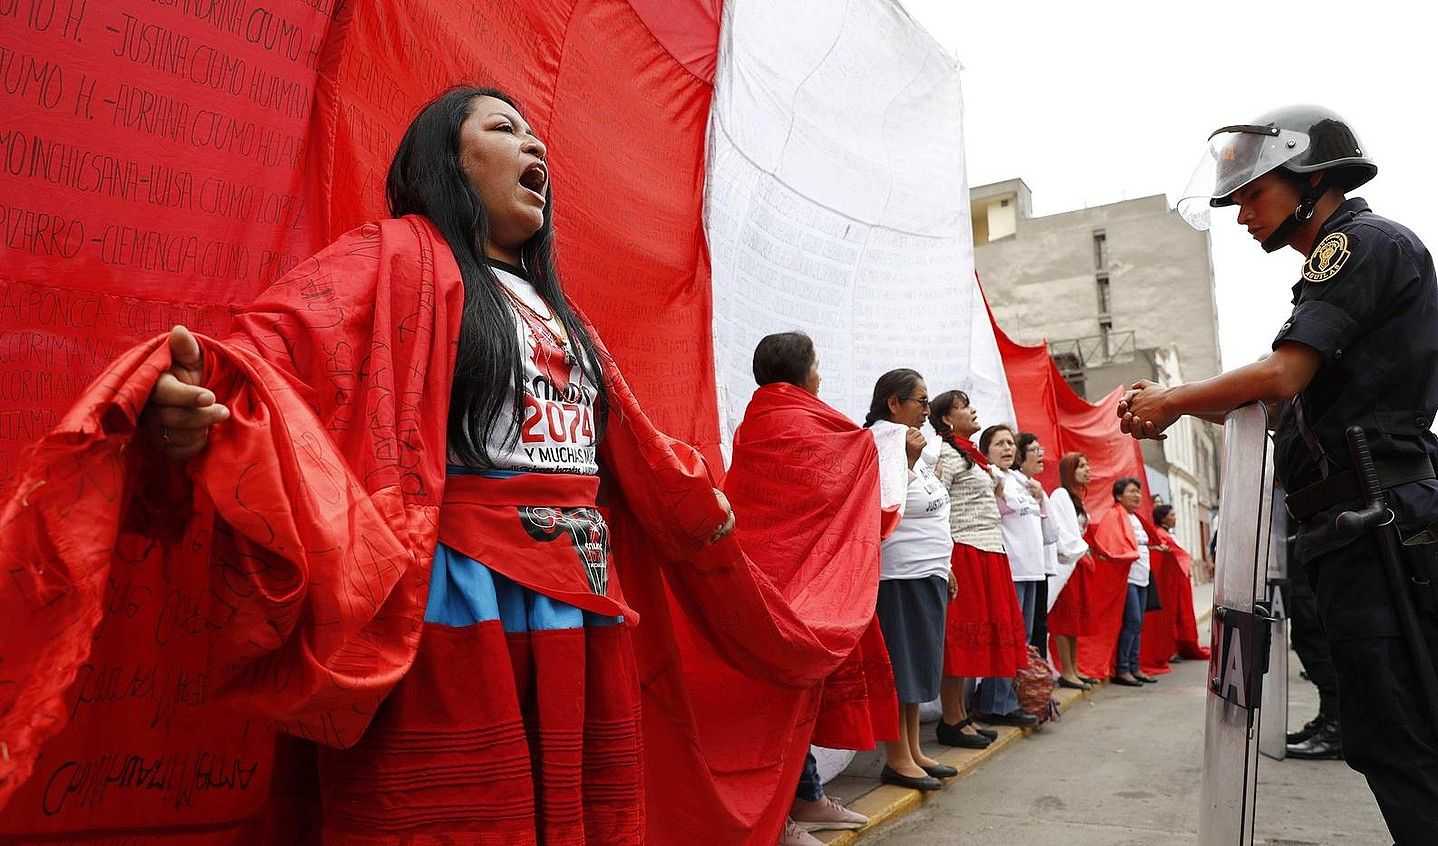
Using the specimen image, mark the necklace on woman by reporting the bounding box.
[498,282,579,368]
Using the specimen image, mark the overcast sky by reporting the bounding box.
[897,0,1437,375]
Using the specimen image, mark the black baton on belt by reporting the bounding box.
[1335,426,1438,730]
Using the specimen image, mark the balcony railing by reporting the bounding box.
[1047,329,1137,374]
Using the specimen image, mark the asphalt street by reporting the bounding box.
[869,621,1391,845]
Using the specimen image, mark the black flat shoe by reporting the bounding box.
[880,766,944,791]
[1079,676,1100,685]
[922,763,959,779]
[936,719,992,748]
[1057,676,1092,691]
[958,717,998,740]
[972,709,1038,728]
[1111,676,1144,687]
[1135,674,1158,684]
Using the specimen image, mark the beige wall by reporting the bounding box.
[975,193,1222,383]
[972,186,1223,565]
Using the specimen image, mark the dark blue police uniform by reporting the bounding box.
[1272,197,1438,844]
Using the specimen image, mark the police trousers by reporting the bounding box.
[1289,562,1340,719]
[1308,536,1438,845]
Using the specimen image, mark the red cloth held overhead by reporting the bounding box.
[1140,523,1211,675]
[0,218,872,845]
[1075,503,1140,680]
[723,381,897,754]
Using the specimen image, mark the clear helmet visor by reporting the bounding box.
[1173,126,1310,230]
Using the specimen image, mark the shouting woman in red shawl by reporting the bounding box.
[0,87,881,846]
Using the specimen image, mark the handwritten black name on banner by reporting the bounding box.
[40,750,262,816]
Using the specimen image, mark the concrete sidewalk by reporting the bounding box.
[808,580,1217,846]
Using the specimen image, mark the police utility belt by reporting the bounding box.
[1284,454,1437,522]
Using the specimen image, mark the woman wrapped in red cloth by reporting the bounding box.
[1046,452,1098,690]
[0,88,873,846]
[1138,504,1211,675]
[928,391,1029,747]
[723,332,902,845]
[1075,478,1145,684]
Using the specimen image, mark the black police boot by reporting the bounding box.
[1286,720,1343,760]
[1286,714,1325,745]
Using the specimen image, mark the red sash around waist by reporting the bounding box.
[438,471,636,622]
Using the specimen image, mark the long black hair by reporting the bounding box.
[863,368,924,428]
[386,86,608,466]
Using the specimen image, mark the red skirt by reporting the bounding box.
[942,543,1029,677]
[320,602,641,846]
[316,471,643,846]
[1048,556,1096,636]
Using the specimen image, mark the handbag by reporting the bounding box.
[1144,582,1163,612]
[1015,645,1060,724]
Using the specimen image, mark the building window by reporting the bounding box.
[1093,230,1108,270]
[1097,273,1111,315]
[1099,318,1114,359]
[1051,351,1086,399]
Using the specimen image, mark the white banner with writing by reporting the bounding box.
[706,0,1015,457]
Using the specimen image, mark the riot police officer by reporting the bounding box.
[1119,105,1438,845]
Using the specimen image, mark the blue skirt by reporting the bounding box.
[425,542,623,631]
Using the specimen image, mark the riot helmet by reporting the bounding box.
[1175,105,1376,252]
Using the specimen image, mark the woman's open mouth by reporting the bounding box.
[520,162,547,199]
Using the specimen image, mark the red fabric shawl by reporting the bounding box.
[1139,524,1210,675]
[723,383,897,755]
[0,217,867,845]
[943,431,990,470]
[1074,503,1140,680]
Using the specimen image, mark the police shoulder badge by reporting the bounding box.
[1303,232,1351,283]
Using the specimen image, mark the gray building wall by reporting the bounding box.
[1083,350,1170,472]
[975,189,1222,395]
[972,181,1224,563]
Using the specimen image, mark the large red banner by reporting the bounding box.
[1,0,722,838]
[0,0,722,493]
[989,304,1153,680]
[987,300,1146,515]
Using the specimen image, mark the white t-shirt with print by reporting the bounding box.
[875,420,954,580]
[998,468,1047,582]
[1128,513,1151,587]
[457,264,600,475]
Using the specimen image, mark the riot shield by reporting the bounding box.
[1258,486,1289,761]
[1199,404,1275,845]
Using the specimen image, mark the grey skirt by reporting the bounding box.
[876,575,949,704]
